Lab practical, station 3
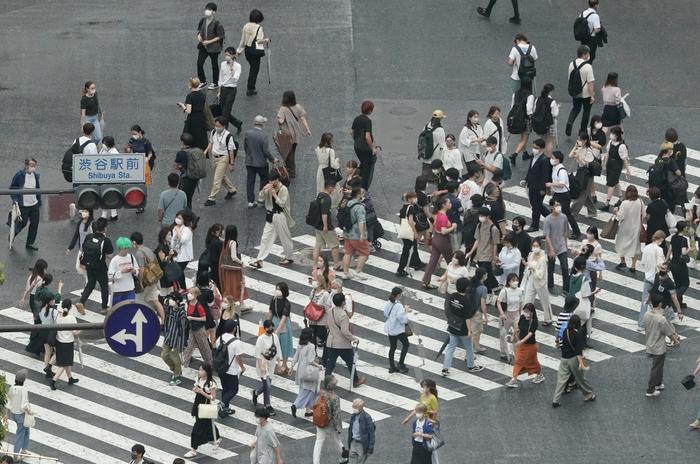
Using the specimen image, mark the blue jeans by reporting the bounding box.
[442,334,475,369]
[638,280,653,328]
[12,412,29,453]
[84,114,102,144]
[112,290,136,306]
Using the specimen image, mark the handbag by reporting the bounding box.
[666,210,678,230]
[300,363,320,383]
[303,300,326,322]
[600,218,619,239]
[198,401,218,419]
[617,102,627,120]
[405,322,414,337]
[23,413,36,428]
[681,374,696,390]
[131,255,143,294]
[321,149,342,185]
[397,217,413,240]
[220,242,243,271]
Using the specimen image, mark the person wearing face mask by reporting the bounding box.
[215,319,245,418]
[79,80,103,144]
[668,222,691,310]
[644,294,680,398]
[543,198,571,294]
[649,261,684,324]
[522,239,553,324]
[406,403,434,464]
[531,84,560,156]
[76,217,114,314]
[638,231,666,331]
[107,236,139,306]
[126,124,156,213]
[497,235,522,286]
[383,287,411,374]
[496,272,523,361]
[253,319,282,415]
[468,207,500,293]
[482,106,507,157]
[291,329,322,419]
[66,208,93,280]
[201,116,237,207]
[569,132,597,219]
[546,151,582,240]
[601,126,631,211]
[521,139,551,232]
[325,293,365,388]
[459,110,485,175]
[170,211,194,289]
[419,110,447,182]
[251,407,283,464]
[219,224,249,310]
[484,182,506,236]
[182,287,214,369]
[506,303,545,387]
[9,158,42,251]
[442,133,462,172]
[551,314,596,408]
[477,136,503,187]
[441,277,484,376]
[131,231,165,322]
[312,375,344,464]
[94,136,121,220]
[162,292,188,386]
[438,250,470,294]
[218,47,243,133]
[195,2,225,90]
[237,9,271,96]
[510,217,532,276]
[268,282,293,374]
[347,399,375,464]
[50,300,80,391]
[250,171,295,268]
[422,197,456,290]
[185,364,221,458]
[612,185,644,272]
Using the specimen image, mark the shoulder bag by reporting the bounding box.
[245,26,266,58]
[600,217,618,239]
[23,412,36,428]
[322,148,342,184]
[397,205,414,240]
[273,106,299,160]
[304,290,326,322]
[388,303,413,337]
[220,241,242,271]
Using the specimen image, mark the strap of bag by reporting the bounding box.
[218,336,237,369]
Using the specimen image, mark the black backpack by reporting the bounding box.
[337,202,363,232]
[506,91,530,135]
[417,124,437,160]
[413,205,430,232]
[445,289,478,332]
[516,45,536,80]
[647,158,669,188]
[573,12,595,42]
[62,138,95,182]
[80,233,105,268]
[530,97,553,135]
[567,60,587,97]
[213,336,237,373]
[461,208,481,247]
[305,193,325,229]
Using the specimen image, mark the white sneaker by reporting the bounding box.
[505,378,519,388]
[655,384,665,391]
[533,373,546,384]
[338,270,353,280]
[645,390,661,398]
[636,326,645,333]
[184,450,197,458]
[354,272,369,281]
[207,83,218,90]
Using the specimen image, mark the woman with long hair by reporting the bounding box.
[532,83,560,156]
[19,259,47,315]
[496,273,523,362]
[66,209,93,281]
[601,126,631,211]
[458,110,484,176]
[522,239,552,324]
[219,224,249,309]
[203,223,224,288]
[506,303,544,387]
[668,221,690,309]
[421,197,455,290]
[50,300,80,390]
[126,124,156,213]
[171,210,194,289]
[569,131,597,217]
[316,132,340,194]
[80,81,102,143]
[601,72,623,132]
[290,327,321,418]
[269,282,294,374]
[402,379,439,424]
[185,364,221,458]
[397,192,425,277]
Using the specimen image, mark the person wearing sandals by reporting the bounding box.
[269,282,294,375]
[552,315,596,407]
[250,170,295,269]
[421,197,455,290]
[506,303,545,388]
[184,364,221,458]
[290,328,321,419]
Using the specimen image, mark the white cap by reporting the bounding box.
[254,115,267,124]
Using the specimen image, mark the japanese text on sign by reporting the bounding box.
[72,153,146,184]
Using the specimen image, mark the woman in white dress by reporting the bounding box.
[497,234,522,286]
[315,132,340,195]
[458,110,485,176]
[613,185,644,272]
[521,239,553,325]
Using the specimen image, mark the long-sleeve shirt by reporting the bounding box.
[108,254,139,293]
[218,60,241,88]
[163,304,189,352]
[7,385,30,414]
[383,301,408,336]
[459,124,484,163]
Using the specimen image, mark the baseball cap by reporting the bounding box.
[432,109,446,119]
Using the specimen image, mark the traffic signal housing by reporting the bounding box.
[75,183,146,210]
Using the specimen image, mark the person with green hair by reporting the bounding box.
[108,236,140,306]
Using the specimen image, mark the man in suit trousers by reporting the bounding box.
[523,139,551,232]
[243,115,279,208]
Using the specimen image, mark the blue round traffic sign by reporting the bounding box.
[104,301,160,357]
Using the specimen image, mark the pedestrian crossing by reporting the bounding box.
[2,150,700,464]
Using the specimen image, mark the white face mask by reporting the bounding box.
[532,246,541,254]
[352,407,361,414]
[550,159,557,166]
[610,134,617,141]
[432,169,440,175]
[169,299,178,308]
[221,302,230,310]
[215,127,224,134]
[510,281,519,288]
[80,211,90,219]
[187,293,195,301]
[555,206,562,214]
[470,117,479,124]
[274,289,283,298]
[478,216,487,223]
[586,234,595,241]
[415,413,424,420]
[204,9,213,17]
[594,122,603,130]
[175,217,183,226]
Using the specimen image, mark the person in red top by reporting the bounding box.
[422,197,456,289]
[182,287,213,368]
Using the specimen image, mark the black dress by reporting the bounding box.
[669,234,689,290]
[190,380,220,449]
[183,90,208,150]
[645,199,669,244]
[605,141,624,187]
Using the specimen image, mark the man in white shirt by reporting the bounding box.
[218,47,243,133]
[507,33,538,93]
[638,231,666,331]
[421,110,446,182]
[478,136,503,187]
[78,123,99,155]
[204,116,237,206]
[458,167,481,210]
[108,236,139,306]
[545,150,582,239]
[217,319,245,417]
[565,45,596,137]
[580,0,602,62]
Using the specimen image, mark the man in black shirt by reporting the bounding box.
[649,262,683,322]
[441,278,484,376]
[312,181,341,270]
[76,218,114,314]
[552,314,596,407]
[511,217,532,279]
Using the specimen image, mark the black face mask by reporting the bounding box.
[659,271,668,277]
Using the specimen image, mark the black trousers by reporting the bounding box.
[582,37,599,63]
[553,191,581,236]
[220,372,239,409]
[14,203,40,246]
[246,166,269,203]
[197,48,220,84]
[528,188,547,229]
[398,239,423,272]
[485,0,519,17]
[566,97,592,136]
[81,266,109,309]
[310,324,328,367]
[179,177,198,210]
[244,47,262,92]
[388,333,410,367]
[325,347,359,382]
[356,149,375,190]
[285,143,298,178]
[218,87,242,129]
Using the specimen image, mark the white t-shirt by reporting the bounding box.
[508,43,538,80]
[171,226,193,262]
[209,129,237,156]
[23,172,38,207]
[568,59,595,98]
[483,150,503,186]
[442,148,462,172]
[459,125,484,163]
[551,165,569,193]
[56,314,78,343]
[218,333,244,375]
[77,136,98,155]
[458,179,481,210]
[108,253,139,293]
[430,125,446,161]
[582,8,601,36]
[445,264,470,294]
[497,286,524,312]
[640,243,664,282]
[99,146,119,155]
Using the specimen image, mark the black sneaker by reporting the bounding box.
[395,270,409,277]
[68,377,79,384]
[508,16,521,24]
[476,7,490,18]
[291,404,297,418]
[246,89,258,96]
[225,191,237,200]
[411,262,426,271]
[108,215,118,222]
[599,203,610,212]
[388,366,398,373]
[509,153,517,166]
[441,368,450,377]
[50,379,56,390]
[204,200,216,206]
[397,364,409,374]
[266,406,276,417]
[525,226,539,233]
[565,124,573,137]
[25,244,39,251]
[521,150,531,161]
[252,390,258,406]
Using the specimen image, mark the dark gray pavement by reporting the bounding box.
[1,0,700,463]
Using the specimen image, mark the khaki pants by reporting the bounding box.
[348,440,369,464]
[523,282,553,323]
[470,314,484,350]
[552,356,594,403]
[499,311,520,357]
[256,213,294,261]
[161,343,182,377]
[208,155,236,201]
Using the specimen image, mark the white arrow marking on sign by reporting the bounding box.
[110,309,148,353]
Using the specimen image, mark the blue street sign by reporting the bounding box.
[104,301,160,357]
